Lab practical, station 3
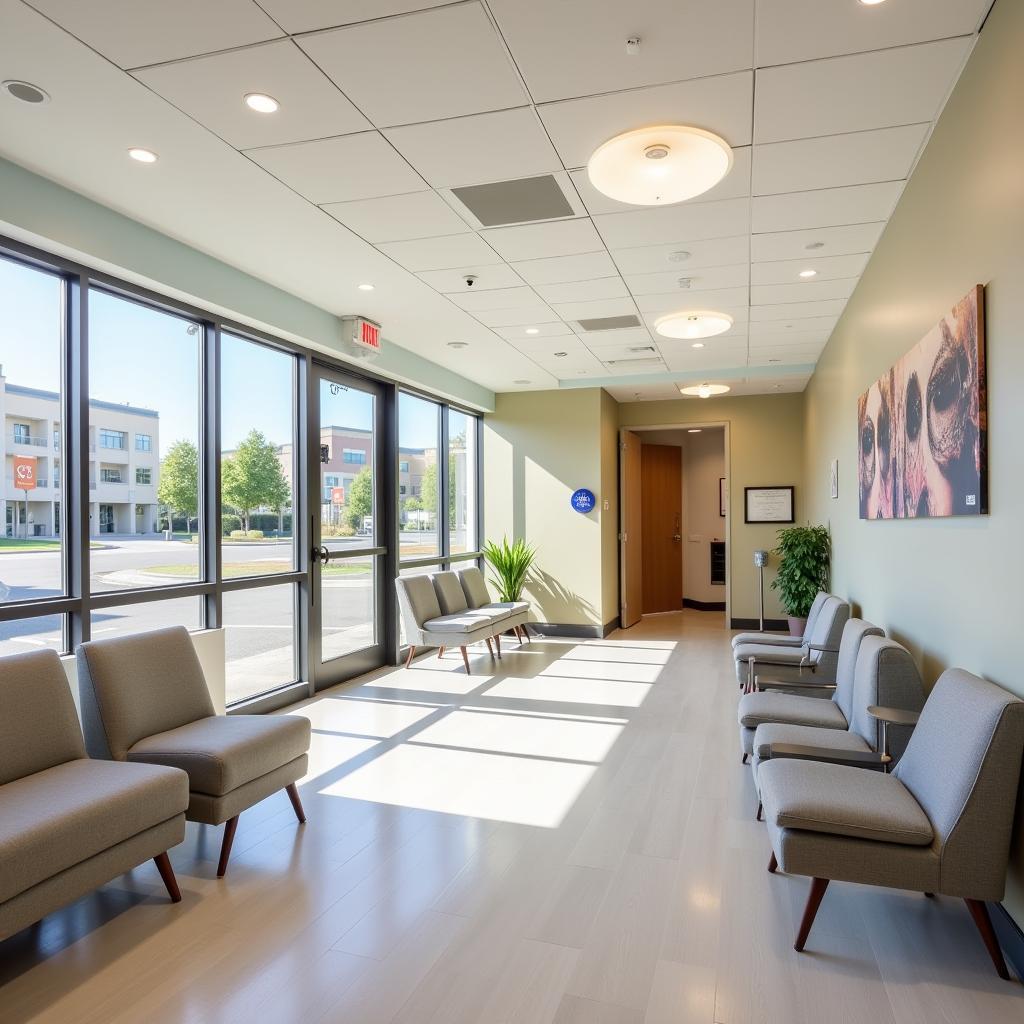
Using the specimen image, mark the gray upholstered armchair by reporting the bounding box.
[1,650,189,939]
[731,591,830,651]
[734,595,849,691]
[737,617,883,761]
[77,626,311,877]
[759,668,1024,978]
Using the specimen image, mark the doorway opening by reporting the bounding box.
[620,424,728,629]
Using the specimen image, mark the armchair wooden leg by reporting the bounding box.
[438,646,445,659]
[741,752,749,765]
[285,782,306,824]
[794,878,829,951]
[965,898,1011,979]
[494,632,502,658]
[217,815,239,878]
[460,646,471,674]
[485,637,494,657]
[756,801,763,821]
[767,851,778,874]
[405,645,416,668]
[153,852,181,903]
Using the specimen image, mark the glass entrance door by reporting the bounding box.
[309,366,390,688]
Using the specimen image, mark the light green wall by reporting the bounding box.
[484,389,618,631]
[0,156,494,412]
[620,394,806,622]
[802,0,1024,923]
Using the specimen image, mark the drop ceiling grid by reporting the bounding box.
[16,0,988,398]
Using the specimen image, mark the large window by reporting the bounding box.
[0,239,484,708]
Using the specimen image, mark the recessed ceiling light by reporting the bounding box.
[679,382,731,399]
[691,342,705,349]
[2,80,50,104]
[587,125,733,206]
[447,341,468,349]
[798,269,817,279]
[553,351,568,357]
[859,0,887,5]
[768,358,781,363]
[525,327,539,335]
[128,148,158,163]
[687,428,702,433]
[805,241,825,250]
[244,92,279,113]
[513,379,531,385]
[655,310,733,340]
[357,283,374,291]
[668,251,691,263]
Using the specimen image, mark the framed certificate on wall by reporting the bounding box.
[744,486,795,524]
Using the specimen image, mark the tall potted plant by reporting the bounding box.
[483,536,536,603]
[770,524,831,636]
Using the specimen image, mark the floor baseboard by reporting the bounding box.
[991,902,1024,980]
[730,617,789,631]
[683,598,726,612]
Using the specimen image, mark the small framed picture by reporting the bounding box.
[719,477,727,517]
[830,459,839,500]
[744,486,795,524]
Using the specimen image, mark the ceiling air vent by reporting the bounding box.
[602,356,663,368]
[451,174,574,227]
[577,315,642,332]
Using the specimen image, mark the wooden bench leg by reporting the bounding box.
[217,815,239,878]
[153,851,181,902]
[485,637,494,657]
[494,632,502,658]
[794,878,829,951]
[286,782,306,824]
[405,645,416,668]
[460,646,471,674]
[965,898,1011,979]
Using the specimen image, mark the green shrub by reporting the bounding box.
[248,513,292,533]
[221,514,242,536]
[321,524,355,538]
[228,529,265,540]
[770,524,831,618]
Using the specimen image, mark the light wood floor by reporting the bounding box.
[2,610,1021,1023]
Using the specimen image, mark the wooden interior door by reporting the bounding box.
[641,443,683,614]
[619,431,643,628]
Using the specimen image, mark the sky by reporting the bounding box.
[2,255,448,459]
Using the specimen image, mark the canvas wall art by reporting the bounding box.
[858,285,987,519]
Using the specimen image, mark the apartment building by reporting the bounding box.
[1,369,160,538]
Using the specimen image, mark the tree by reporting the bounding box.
[158,440,199,534]
[222,429,290,531]
[420,455,457,526]
[346,466,373,531]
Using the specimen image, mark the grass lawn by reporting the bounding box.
[144,561,369,579]
[0,538,61,553]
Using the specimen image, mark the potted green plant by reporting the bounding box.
[770,524,831,636]
[483,536,536,603]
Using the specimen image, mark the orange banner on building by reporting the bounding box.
[13,456,36,491]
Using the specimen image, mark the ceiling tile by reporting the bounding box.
[750,253,867,284]
[581,327,658,350]
[535,278,629,304]
[418,265,524,292]
[752,124,929,196]
[511,251,618,285]
[476,305,560,327]
[595,197,750,249]
[496,323,575,341]
[610,236,749,276]
[378,233,502,272]
[569,146,752,216]
[754,38,973,143]
[538,72,754,168]
[751,182,902,234]
[248,132,425,203]
[750,300,847,321]
[297,4,527,128]
[321,190,471,242]
[257,0,454,34]
[755,0,988,66]
[133,40,370,150]
[748,331,828,348]
[487,0,754,103]
[751,278,856,305]
[448,286,541,311]
[660,345,750,372]
[481,219,604,261]
[27,0,282,69]
[384,108,560,188]
[625,263,749,296]
[554,297,639,321]
[636,287,749,314]
[750,222,884,262]
[749,317,837,337]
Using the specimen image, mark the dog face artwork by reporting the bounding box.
[858,286,987,520]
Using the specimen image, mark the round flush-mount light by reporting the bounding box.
[680,382,731,399]
[655,310,733,340]
[128,147,158,163]
[244,92,279,113]
[2,80,50,104]
[357,283,375,291]
[587,125,733,206]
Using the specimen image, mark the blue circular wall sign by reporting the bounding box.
[570,488,597,514]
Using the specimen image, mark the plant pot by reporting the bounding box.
[787,616,807,637]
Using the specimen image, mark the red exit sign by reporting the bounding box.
[359,319,380,350]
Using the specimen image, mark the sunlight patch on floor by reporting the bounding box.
[485,675,652,708]
[292,696,439,739]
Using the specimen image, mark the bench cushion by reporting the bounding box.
[734,642,806,667]
[759,759,934,846]
[753,722,872,762]
[423,611,506,634]
[0,759,188,904]
[738,691,847,731]
[732,631,801,650]
[128,714,311,797]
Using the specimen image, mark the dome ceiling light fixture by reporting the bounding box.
[679,382,731,399]
[654,310,733,340]
[587,125,733,206]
